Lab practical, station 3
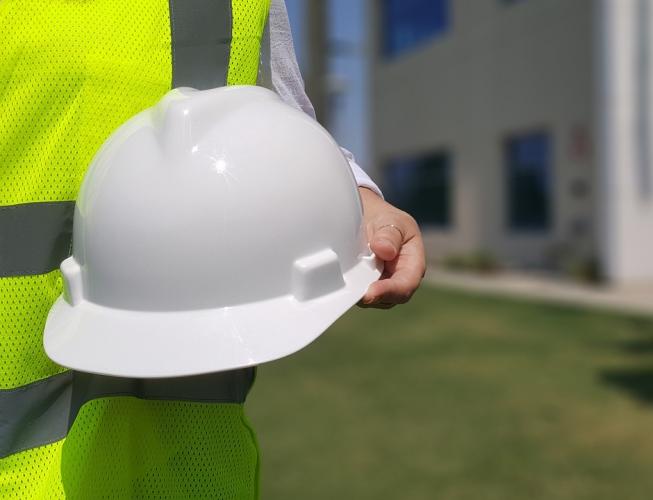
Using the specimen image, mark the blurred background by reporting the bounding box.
[247,1,653,498]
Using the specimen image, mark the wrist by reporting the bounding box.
[358,186,384,210]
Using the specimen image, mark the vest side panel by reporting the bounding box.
[0,0,172,389]
[227,0,272,85]
[0,1,170,497]
[0,1,263,497]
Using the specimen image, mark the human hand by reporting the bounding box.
[358,187,426,309]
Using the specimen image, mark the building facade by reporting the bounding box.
[371,0,653,284]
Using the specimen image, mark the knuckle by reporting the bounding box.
[398,210,418,228]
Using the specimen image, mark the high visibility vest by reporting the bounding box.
[0,1,271,498]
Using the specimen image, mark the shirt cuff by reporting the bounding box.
[340,148,384,199]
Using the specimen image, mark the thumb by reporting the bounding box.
[370,222,404,262]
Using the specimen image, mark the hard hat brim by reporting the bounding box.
[43,258,382,378]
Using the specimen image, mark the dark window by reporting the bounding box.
[381,0,450,58]
[506,132,552,231]
[384,152,452,227]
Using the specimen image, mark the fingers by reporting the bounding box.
[359,236,426,308]
[358,300,395,310]
[360,266,420,306]
[357,188,426,309]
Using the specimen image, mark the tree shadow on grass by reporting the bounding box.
[600,329,653,405]
[600,369,653,405]
[619,338,653,355]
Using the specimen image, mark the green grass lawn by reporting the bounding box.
[246,284,653,500]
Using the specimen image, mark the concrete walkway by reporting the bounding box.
[424,268,653,317]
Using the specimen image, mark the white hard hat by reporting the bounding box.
[43,86,381,378]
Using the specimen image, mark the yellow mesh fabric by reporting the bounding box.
[228,0,271,85]
[0,0,266,498]
[0,0,172,206]
[0,272,66,388]
[61,399,259,499]
[0,441,66,499]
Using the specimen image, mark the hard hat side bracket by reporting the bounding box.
[61,257,84,306]
[292,249,345,302]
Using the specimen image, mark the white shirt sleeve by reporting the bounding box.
[268,0,383,197]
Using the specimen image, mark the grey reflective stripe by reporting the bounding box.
[169,0,232,89]
[0,368,255,458]
[257,17,272,89]
[69,368,255,418]
[0,372,73,458]
[0,201,74,277]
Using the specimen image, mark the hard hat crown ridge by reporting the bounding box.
[44,86,381,378]
[156,86,276,155]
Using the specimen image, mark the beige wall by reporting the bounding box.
[371,0,596,269]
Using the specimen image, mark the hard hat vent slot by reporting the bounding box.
[292,249,345,302]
